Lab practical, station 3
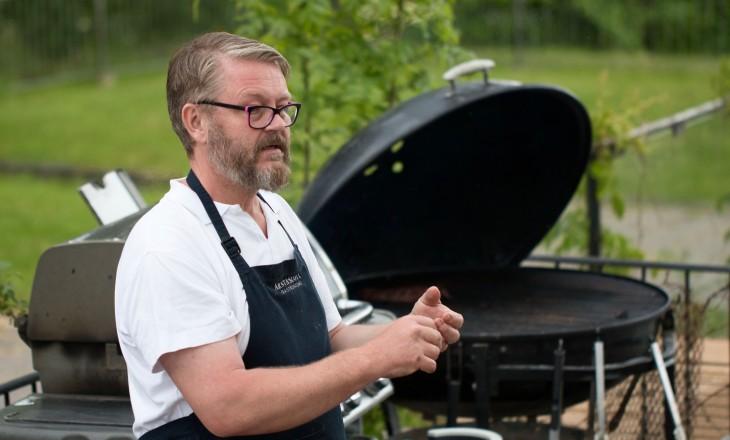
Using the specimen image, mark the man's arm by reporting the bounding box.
[160,314,442,437]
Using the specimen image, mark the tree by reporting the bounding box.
[235,0,469,196]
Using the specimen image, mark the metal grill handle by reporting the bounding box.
[443,59,495,95]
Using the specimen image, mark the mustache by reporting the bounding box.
[255,133,289,153]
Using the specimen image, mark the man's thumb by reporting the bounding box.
[420,286,441,306]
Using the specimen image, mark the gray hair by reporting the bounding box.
[166,32,291,155]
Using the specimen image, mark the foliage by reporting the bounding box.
[543,72,658,259]
[589,72,657,210]
[0,261,28,319]
[235,0,470,189]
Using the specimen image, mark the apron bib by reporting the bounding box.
[140,171,344,440]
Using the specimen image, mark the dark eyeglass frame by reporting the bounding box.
[196,100,301,129]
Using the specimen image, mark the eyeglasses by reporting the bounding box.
[197,100,301,129]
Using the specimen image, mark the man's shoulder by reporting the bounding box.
[124,194,202,254]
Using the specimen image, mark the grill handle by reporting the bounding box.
[443,59,495,95]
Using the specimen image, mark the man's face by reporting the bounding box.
[204,58,292,191]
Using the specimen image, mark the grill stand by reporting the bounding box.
[446,343,464,427]
[651,342,686,440]
[586,325,684,440]
[593,340,607,440]
[408,315,679,439]
[381,401,401,437]
[473,344,494,429]
[549,339,566,440]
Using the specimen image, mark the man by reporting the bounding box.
[115,32,463,439]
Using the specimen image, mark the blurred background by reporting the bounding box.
[0,0,728,332]
[0,0,728,437]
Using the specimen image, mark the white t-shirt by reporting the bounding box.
[114,179,342,438]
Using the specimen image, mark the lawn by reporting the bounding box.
[1,47,728,300]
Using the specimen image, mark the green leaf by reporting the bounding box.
[610,192,625,218]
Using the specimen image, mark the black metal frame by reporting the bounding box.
[0,372,39,407]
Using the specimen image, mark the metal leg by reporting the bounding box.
[593,340,607,440]
[446,343,463,427]
[381,401,401,437]
[549,339,565,440]
[587,379,595,440]
[650,342,687,440]
[473,343,492,429]
[664,363,676,440]
[661,312,679,440]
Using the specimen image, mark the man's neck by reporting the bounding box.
[189,162,261,219]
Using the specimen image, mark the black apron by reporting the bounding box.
[140,170,345,440]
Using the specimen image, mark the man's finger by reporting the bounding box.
[419,356,437,374]
[438,324,461,345]
[443,311,464,330]
[412,315,438,328]
[419,286,441,307]
[420,326,443,347]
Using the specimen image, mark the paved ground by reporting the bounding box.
[603,203,730,266]
[0,317,34,404]
[0,317,31,384]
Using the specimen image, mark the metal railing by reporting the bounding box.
[0,371,39,407]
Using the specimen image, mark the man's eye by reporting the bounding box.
[249,108,269,121]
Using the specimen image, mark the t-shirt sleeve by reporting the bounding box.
[121,250,242,373]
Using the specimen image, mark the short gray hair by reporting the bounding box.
[166,32,290,155]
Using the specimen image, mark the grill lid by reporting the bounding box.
[298,62,591,283]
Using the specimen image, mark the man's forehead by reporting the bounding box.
[218,57,290,100]
[235,89,292,101]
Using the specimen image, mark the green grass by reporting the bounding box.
[0,175,168,300]
[0,70,187,176]
[0,47,728,302]
[472,47,722,118]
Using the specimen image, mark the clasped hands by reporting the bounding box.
[410,286,464,352]
[362,285,464,377]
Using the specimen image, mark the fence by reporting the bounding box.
[456,0,730,54]
[0,0,236,84]
[2,0,729,87]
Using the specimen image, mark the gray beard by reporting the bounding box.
[207,124,291,192]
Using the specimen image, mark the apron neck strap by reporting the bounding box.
[186,170,298,265]
[186,170,246,263]
[256,192,297,248]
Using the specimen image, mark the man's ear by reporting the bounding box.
[181,103,207,145]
